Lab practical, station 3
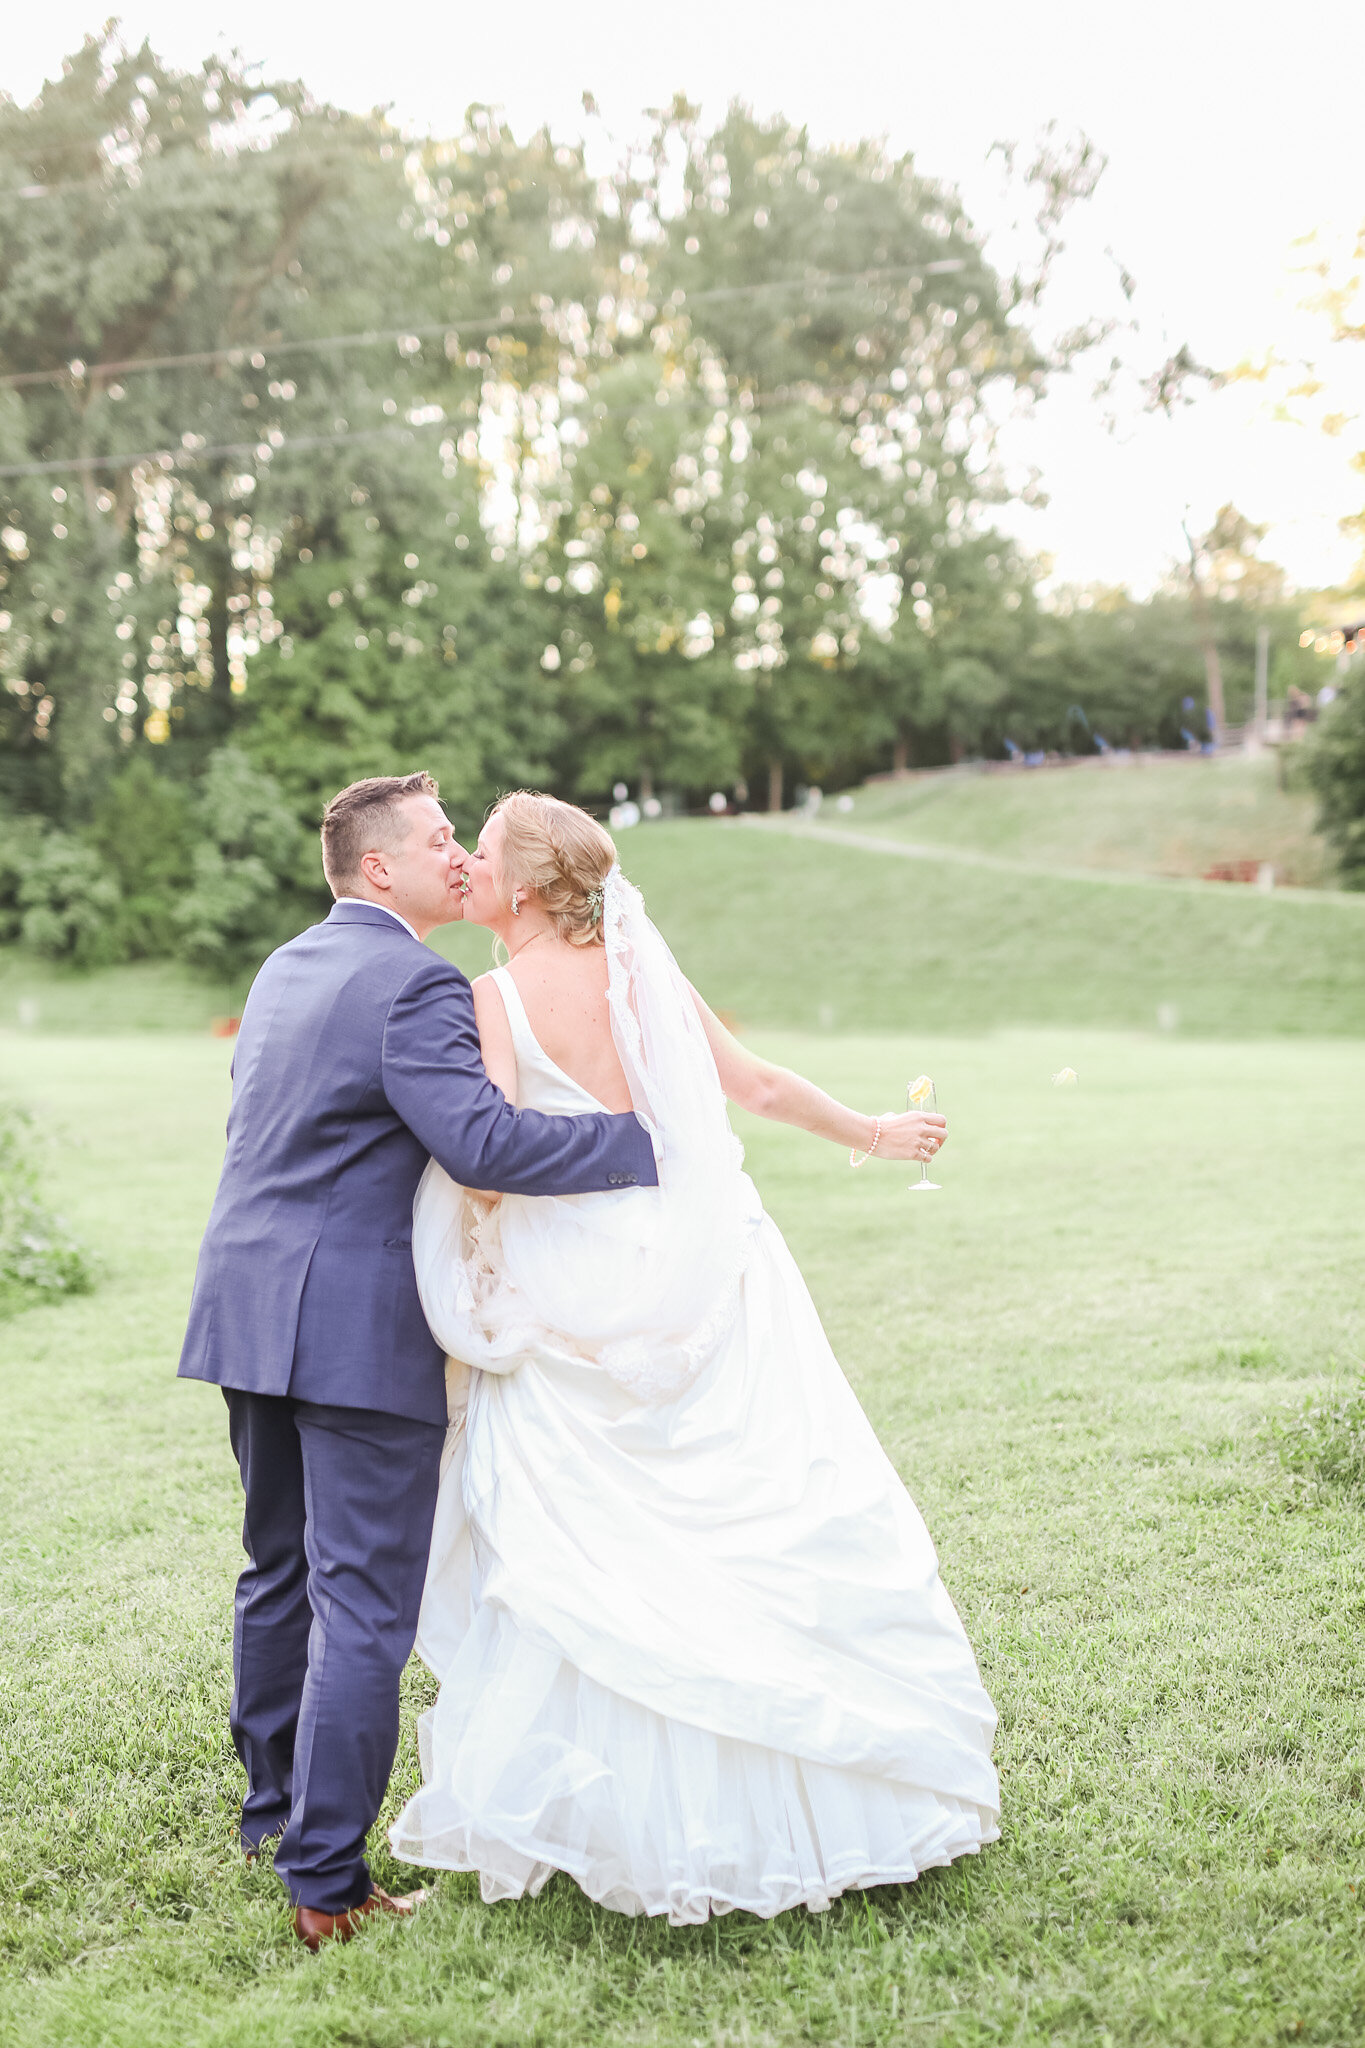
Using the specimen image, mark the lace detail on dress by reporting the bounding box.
[463,1194,502,1286]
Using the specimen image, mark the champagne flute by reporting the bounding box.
[907,1075,940,1192]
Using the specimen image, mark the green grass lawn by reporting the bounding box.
[5,811,1363,1044]
[0,950,249,1036]
[2,1025,1364,2047]
[828,753,1332,889]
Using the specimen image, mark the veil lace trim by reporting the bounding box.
[593,867,757,1399]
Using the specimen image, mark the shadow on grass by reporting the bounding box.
[374,1856,989,1970]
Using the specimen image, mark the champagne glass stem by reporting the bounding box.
[907,1078,941,1192]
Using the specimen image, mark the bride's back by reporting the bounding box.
[467,791,636,1114]
[503,939,633,1114]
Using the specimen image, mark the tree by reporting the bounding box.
[90,755,195,955]
[1,35,1118,977]
[1304,679,1365,886]
[1176,504,1283,742]
[0,33,453,802]
[174,747,307,969]
[239,512,567,846]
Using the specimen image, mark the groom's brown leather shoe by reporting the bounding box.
[293,1887,424,1951]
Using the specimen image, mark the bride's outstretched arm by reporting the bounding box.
[687,987,946,1164]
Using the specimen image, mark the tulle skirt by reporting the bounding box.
[391,1604,996,1922]
[392,1217,999,1923]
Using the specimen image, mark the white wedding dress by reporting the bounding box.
[390,873,999,1923]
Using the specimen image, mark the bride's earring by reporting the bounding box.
[511,894,521,916]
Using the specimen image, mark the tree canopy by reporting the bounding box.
[0,34,1346,965]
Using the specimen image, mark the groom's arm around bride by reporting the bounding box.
[177,771,656,1947]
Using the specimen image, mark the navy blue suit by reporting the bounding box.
[179,899,656,1910]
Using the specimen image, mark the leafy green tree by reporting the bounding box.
[238,502,566,845]
[1007,593,1204,752]
[174,748,307,970]
[17,834,124,964]
[1304,679,1365,885]
[90,756,195,955]
[0,34,454,797]
[1,34,1128,979]
[0,812,44,942]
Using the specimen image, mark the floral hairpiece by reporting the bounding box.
[585,885,605,922]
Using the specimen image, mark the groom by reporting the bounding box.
[178,772,656,1948]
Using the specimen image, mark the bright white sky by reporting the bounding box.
[6,0,1365,594]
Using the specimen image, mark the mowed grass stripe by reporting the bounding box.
[826,754,1333,890]
[750,813,1351,899]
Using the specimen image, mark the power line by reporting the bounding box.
[0,262,969,392]
[0,363,950,481]
[0,420,433,481]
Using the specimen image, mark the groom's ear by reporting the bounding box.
[358,846,392,891]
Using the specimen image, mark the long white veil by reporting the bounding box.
[412,866,761,1405]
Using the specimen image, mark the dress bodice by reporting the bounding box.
[487,967,607,1117]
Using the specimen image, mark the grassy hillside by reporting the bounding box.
[3,810,1364,1040]
[3,1027,1364,2045]
[536,818,1365,1038]
[834,752,1330,887]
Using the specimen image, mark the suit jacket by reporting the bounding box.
[178,900,657,1424]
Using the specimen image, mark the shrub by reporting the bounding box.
[2,762,193,966]
[91,757,196,958]
[17,832,126,965]
[0,812,47,944]
[0,1101,96,1312]
[173,748,308,973]
[1303,678,1365,887]
[3,750,313,980]
[175,844,286,972]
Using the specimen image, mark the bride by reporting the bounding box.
[389,790,999,1923]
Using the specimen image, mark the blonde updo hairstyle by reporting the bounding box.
[491,790,615,946]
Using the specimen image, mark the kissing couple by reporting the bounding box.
[179,772,998,1948]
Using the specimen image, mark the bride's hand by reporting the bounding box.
[871,1111,947,1163]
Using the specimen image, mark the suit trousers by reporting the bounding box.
[223,1389,445,1912]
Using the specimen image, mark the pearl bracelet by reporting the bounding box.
[850,1117,882,1168]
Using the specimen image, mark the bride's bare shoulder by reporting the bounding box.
[470,969,505,1009]
[470,973,517,1095]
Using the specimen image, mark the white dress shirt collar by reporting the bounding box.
[354,899,421,943]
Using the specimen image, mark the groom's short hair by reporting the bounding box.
[321,771,441,894]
